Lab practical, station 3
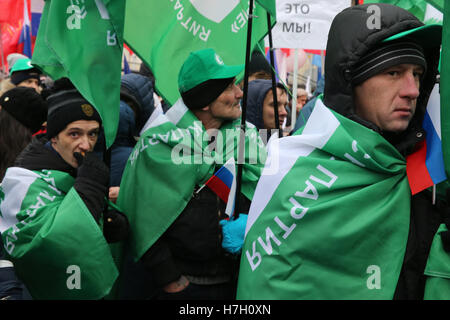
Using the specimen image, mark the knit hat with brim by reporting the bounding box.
[46,89,102,139]
[351,24,441,86]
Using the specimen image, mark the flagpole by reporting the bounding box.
[266,12,281,137]
[291,48,299,130]
[234,0,255,220]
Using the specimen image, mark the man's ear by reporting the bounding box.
[50,136,58,145]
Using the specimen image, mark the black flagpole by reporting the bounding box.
[234,0,255,220]
[266,12,281,137]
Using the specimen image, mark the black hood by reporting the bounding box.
[323,4,441,155]
[14,138,76,177]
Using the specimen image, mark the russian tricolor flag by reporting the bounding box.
[18,0,32,58]
[407,83,447,195]
[205,158,236,217]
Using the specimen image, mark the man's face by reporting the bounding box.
[51,120,100,168]
[262,87,288,129]
[208,80,243,121]
[296,92,307,113]
[18,78,41,94]
[353,63,423,133]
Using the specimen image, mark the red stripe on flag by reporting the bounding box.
[206,176,230,202]
[406,140,434,195]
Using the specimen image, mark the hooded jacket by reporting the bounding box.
[324,3,440,156]
[110,73,156,186]
[322,4,445,299]
[245,79,273,130]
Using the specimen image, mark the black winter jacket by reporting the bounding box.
[323,4,445,299]
[141,184,250,288]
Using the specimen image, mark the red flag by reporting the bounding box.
[0,0,31,71]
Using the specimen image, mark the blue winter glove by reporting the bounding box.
[219,214,248,254]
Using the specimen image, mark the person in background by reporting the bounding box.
[291,77,325,134]
[8,58,42,94]
[245,79,288,140]
[0,86,47,300]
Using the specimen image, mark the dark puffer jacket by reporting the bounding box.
[110,73,155,186]
[323,4,445,299]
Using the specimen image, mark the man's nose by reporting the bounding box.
[234,85,243,99]
[399,72,420,100]
[279,105,288,117]
[78,136,91,151]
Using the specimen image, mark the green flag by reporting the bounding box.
[31,0,125,148]
[0,169,118,299]
[117,99,266,262]
[237,98,411,299]
[123,0,273,106]
[256,0,276,18]
[441,0,450,178]
[426,0,444,12]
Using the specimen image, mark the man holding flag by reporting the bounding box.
[117,48,265,300]
[238,3,450,299]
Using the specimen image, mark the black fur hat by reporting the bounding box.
[0,87,47,133]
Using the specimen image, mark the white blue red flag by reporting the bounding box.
[18,0,32,57]
[407,83,447,195]
[205,158,237,217]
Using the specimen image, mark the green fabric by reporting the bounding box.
[123,0,274,105]
[31,0,125,148]
[256,0,276,18]
[237,99,411,299]
[423,224,450,299]
[441,1,450,177]
[1,169,118,299]
[10,58,34,73]
[117,100,266,262]
[426,0,444,12]
[178,48,244,93]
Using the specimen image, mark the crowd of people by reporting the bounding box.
[0,3,449,300]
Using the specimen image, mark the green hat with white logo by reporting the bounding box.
[10,58,35,73]
[10,58,41,85]
[178,48,244,93]
[178,49,243,109]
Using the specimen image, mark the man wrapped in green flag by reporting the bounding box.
[31,0,125,148]
[0,85,129,299]
[237,3,450,299]
[117,48,266,300]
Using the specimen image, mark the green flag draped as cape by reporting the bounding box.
[0,168,118,299]
[237,98,412,299]
[117,99,266,262]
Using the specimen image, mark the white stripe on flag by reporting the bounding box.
[166,98,189,125]
[224,158,236,217]
[245,99,340,235]
[0,167,40,233]
[426,83,441,139]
